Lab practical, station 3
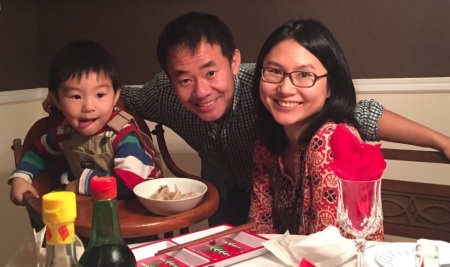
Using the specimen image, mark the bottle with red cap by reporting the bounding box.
[78,176,136,266]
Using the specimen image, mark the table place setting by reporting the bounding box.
[364,238,450,267]
[257,230,450,267]
[261,225,361,267]
[329,124,386,267]
[130,222,269,267]
[251,125,450,267]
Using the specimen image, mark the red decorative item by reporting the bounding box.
[45,227,52,241]
[58,225,69,241]
[191,237,252,261]
[329,124,386,182]
[299,258,316,267]
[330,124,386,230]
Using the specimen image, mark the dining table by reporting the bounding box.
[128,233,399,266]
[228,235,450,267]
[228,234,372,267]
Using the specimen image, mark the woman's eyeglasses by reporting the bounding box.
[261,67,327,88]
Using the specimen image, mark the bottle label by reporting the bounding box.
[46,222,76,245]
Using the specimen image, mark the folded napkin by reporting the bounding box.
[418,238,450,264]
[329,124,386,182]
[329,124,386,231]
[262,226,356,267]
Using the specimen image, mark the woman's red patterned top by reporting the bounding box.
[248,122,383,241]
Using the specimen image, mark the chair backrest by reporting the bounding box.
[12,109,67,195]
[381,148,450,242]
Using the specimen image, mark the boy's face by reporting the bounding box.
[53,71,120,136]
[166,41,241,122]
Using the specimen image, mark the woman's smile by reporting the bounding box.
[276,99,302,108]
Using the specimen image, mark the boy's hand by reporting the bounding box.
[65,180,80,194]
[10,178,39,206]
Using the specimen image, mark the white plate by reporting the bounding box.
[366,242,415,267]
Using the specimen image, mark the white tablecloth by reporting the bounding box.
[231,235,450,267]
[130,234,450,267]
[230,234,381,267]
[129,234,386,267]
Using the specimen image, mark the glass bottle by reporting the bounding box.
[42,191,79,267]
[78,176,136,266]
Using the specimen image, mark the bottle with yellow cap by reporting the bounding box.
[42,191,79,267]
[78,176,136,266]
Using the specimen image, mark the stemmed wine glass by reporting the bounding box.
[337,177,383,267]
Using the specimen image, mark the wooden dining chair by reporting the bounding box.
[380,148,450,242]
[11,100,217,240]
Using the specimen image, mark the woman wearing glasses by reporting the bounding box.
[248,19,383,240]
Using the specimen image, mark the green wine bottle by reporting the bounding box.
[78,176,136,266]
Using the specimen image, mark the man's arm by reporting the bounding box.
[356,99,450,159]
[120,72,170,122]
[377,110,450,159]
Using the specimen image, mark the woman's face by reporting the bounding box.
[259,39,329,132]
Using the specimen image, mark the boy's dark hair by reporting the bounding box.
[253,19,361,155]
[157,12,236,73]
[48,40,122,95]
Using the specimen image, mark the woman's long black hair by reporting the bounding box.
[252,19,361,155]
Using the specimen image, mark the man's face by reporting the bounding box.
[166,41,241,122]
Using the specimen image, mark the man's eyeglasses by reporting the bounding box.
[261,67,327,88]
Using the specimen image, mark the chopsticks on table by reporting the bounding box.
[155,222,256,255]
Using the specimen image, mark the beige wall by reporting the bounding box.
[1,100,48,265]
[1,80,450,264]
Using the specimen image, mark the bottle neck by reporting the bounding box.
[87,198,126,247]
[44,222,78,267]
[45,243,78,267]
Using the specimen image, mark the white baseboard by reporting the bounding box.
[354,77,450,94]
[0,87,48,104]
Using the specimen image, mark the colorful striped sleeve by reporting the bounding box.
[9,126,64,183]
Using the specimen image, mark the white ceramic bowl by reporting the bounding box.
[133,177,207,216]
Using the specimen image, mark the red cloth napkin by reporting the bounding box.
[299,258,315,267]
[329,124,386,181]
[329,124,386,231]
